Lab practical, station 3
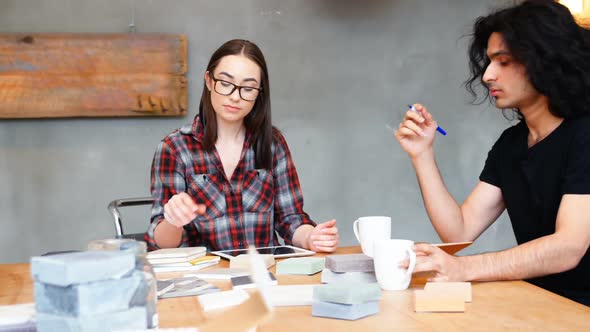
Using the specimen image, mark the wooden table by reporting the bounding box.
[1,246,589,331]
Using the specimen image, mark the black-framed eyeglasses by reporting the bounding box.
[211,76,262,101]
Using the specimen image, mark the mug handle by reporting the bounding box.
[353,219,361,243]
[405,247,417,277]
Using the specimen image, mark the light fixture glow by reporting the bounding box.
[560,0,585,14]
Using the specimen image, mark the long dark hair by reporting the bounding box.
[199,39,273,169]
[465,0,590,119]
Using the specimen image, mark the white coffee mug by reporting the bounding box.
[373,239,416,291]
[352,216,392,257]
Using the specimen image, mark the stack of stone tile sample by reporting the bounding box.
[31,251,148,332]
[312,281,381,320]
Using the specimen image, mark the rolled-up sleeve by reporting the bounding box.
[145,140,191,250]
[272,130,316,244]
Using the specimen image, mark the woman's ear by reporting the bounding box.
[204,71,212,91]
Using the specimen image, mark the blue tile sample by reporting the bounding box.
[0,321,37,332]
[313,282,381,304]
[312,300,379,320]
[35,307,147,332]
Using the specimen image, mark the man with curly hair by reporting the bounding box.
[395,0,590,305]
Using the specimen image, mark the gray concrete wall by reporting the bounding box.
[0,0,517,263]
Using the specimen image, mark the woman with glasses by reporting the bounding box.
[145,39,339,253]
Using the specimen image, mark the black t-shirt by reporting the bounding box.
[480,117,590,305]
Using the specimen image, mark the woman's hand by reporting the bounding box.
[163,192,207,227]
[306,219,339,252]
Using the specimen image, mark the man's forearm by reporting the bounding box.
[411,151,465,242]
[460,234,584,281]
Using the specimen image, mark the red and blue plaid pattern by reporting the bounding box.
[145,116,316,251]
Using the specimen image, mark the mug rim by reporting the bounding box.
[374,239,414,247]
[356,216,391,221]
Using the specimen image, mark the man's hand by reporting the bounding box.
[400,243,468,282]
[163,192,207,228]
[394,103,439,160]
[306,219,339,252]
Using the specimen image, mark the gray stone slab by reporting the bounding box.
[35,270,144,316]
[31,251,135,287]
[276,257,325,275]
[35,307,147,332]
[325,254,374,273]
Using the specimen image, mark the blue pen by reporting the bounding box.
[408,104,447,136]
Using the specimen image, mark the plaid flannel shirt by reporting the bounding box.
[145,116,316,251]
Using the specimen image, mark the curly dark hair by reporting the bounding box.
[465,0,590,119]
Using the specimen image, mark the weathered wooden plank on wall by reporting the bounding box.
[0,33,187,118]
